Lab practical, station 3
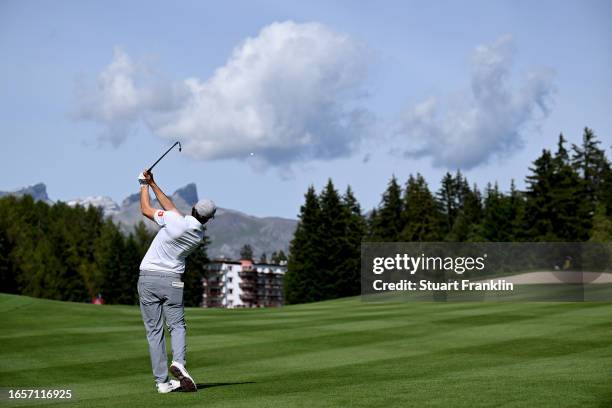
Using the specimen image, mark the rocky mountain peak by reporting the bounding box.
[0,182,52,204]
[122,192,141,207]
[172,183,198,207]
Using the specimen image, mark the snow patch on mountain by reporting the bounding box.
[66,196,121,216]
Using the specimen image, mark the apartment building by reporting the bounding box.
[202,259,287,308]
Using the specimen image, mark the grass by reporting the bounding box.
[1,293,611,407]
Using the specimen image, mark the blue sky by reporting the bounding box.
[1,0,610,218]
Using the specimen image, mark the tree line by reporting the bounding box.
[285,128,612,304]
[0,197,209,306]
[238,243,288,264]
[1,128,609,306]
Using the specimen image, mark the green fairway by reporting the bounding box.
[1,294,611,407]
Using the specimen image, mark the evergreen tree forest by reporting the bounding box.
[285,128,612,304]
[0,197,210,305]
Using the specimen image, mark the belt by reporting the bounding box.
[139,270,183,280]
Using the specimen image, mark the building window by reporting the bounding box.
[229,289,233,294]
[229,277,233,283]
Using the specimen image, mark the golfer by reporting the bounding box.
[137,170,216,393]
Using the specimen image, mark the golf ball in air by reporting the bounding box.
[250,152,254,156]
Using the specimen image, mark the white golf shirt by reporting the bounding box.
[139,209,205,274]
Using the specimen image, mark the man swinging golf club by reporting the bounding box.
[137,169,216,393]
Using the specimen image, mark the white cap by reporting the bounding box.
[194,198,217,219]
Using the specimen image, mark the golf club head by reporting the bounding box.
[178,142,182,152]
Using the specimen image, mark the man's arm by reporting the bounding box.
[144,170,180,213]
[140,184,156,221]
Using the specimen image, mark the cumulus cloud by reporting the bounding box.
[157,22,371,165]
[74,48,144,145]
[74,48,188,146]
[397,35,555,169]
[75,22,372,165]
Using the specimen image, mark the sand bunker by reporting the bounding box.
[489,271,612,284]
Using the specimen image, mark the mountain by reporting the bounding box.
[110,183,296,259]
[66,196,120,216]
[206,208,297,260]
[1,182,297,260]
[0,183,53,205]
[110,183,200,234]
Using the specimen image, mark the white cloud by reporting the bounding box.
[75,22,372,165]
[74,48,144,146]
[397,35,555,169]
[74,47,188,146]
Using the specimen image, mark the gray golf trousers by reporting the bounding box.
[137,270,186,384]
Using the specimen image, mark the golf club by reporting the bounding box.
[148,141,182,172]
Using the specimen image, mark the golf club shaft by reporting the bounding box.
[148,142,181,172]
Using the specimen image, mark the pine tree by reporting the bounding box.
[184,238,210,307]
[133,221,154,257]
[96,220,126,304]
[507,180,526,241]
[285,186,322,304]
[523,149,558,241]
[286,182,366,302]
[10,196,51,298]
[259,253,268,264]
[553,134,591,240]
[370,176,403,241]
[117,234,141,304]
[240,244,254,260]
[335,186,366,297]
[317,179,347,300]
[448,183,483,242]
[480,183,516,241]
[33,202,89,302]
[78,209,102,298]
[602,167,612,216]
[276,250,287,263]
[27,239,66,300]
[366,208,378,238]
[572,127,610,207]
[523,136,589,241]
[437,171,468,236]
[400,174,443,241]
[0,225,17,293]
[271,250,287,264]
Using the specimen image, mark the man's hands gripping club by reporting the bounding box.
[140,170,155,185]
[138,170,180,221]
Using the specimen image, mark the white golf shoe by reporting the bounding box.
[156,379,181,394]
[170,361,197,392]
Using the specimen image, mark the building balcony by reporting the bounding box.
[240,292,255,301]
[240,281,256,290]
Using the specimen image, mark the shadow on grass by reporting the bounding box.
[176,381,255,392]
